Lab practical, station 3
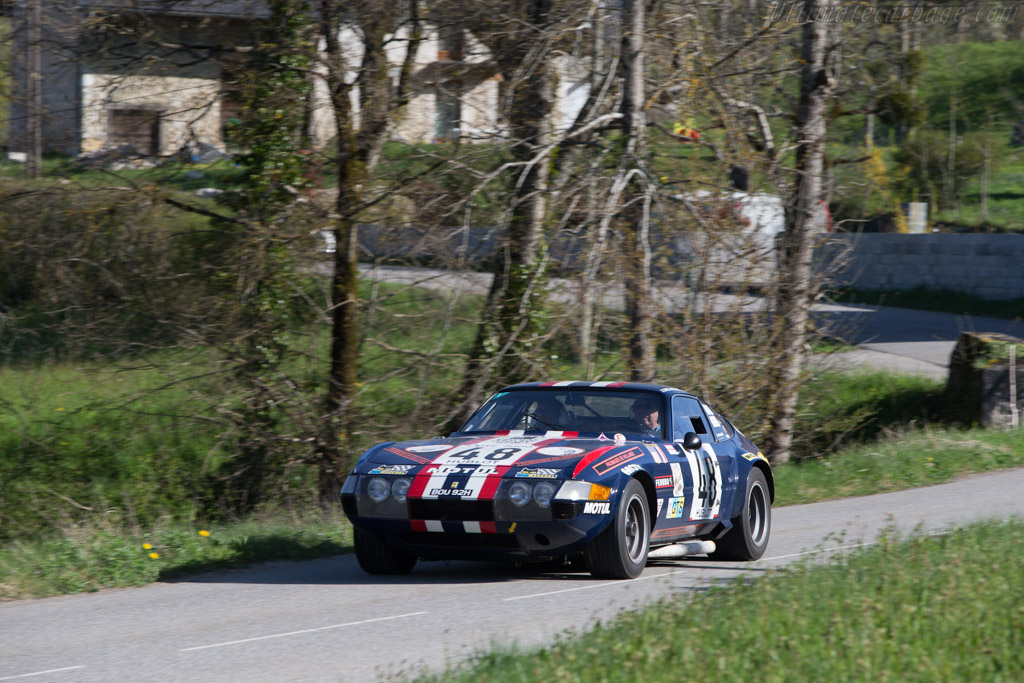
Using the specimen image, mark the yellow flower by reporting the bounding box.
[55,407,65,412]
[142,543,152,550]
[198,530,210,537]
[149,552,160,559]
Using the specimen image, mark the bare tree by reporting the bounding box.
[764,0,837,464]
[315,0,422,501]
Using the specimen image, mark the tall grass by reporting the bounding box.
[423,519,1024,682]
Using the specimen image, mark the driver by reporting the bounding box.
[631,396,662,438]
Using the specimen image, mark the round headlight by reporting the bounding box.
[533,482,556,508]
[508,481,532,507]
[392,477,411,503]
[367,477,390,503]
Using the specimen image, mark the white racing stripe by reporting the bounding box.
[0,667,86,681]
[179,612,429,652]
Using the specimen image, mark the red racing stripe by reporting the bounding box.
[410,519,427,532]
[572,445,617,478]
[481,521,497,534]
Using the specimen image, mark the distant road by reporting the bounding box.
[3,468,1023,682]
[355,264,1024,379]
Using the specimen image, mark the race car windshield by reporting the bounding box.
[458,390,664,439]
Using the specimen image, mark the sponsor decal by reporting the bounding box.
[656,499,665,517]
[368,465,416,475]
[621,463,642,476]
[592,446,645,476]
[647,444,668,464]
[406,444,452,453]
[429,488,473,497]
[614,433,626,444]
[433,436,548,466]
[598,433,609,441]
[385,446,432,464]
[536,446,584,456]
[667,496,686,519]
[651,524,701,539]
[427,465,498,476]
[669,462,685,496]
[583,501,611,514]
[741,451,767,461]
[515,467,561,479]
[655,476,674,489]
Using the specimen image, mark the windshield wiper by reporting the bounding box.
[524,410,560,430]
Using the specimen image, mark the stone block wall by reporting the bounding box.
[817,233,1024,300]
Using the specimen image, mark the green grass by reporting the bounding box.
[421,518,1024,682]
[833,286,1024,319]
[775,426,1024,506]
[0,512,352,600]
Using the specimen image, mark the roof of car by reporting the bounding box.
[500,381,689,395]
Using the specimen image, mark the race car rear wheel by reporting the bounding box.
[354,529,417,575]
[710,468,771,561]
[584,478,650,579]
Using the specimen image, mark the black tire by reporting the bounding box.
[353,529,417,575]
[709,468,771,561]
[584,479,650,579]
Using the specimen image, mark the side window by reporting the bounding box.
[671,396,711,441]
[700,401,731,442]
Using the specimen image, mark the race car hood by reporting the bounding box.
[359,431,662,479]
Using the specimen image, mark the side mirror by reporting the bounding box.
[679,432,702,451]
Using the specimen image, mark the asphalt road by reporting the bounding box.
[4,468,1024,683]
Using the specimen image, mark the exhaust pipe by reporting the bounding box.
[647,540,716,559]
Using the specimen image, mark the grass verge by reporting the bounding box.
[421,518,1024,682]
[0,512,352,600]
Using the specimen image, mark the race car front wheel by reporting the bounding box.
[709,467,771,561]
[585,478,650,579]
[354,529,417,575]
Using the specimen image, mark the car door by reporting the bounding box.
[670,396,725,523]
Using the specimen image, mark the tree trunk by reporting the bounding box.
[316,0,421,502]
[765,0,835,464]
[445,0,555,432]
[621,0,654,382]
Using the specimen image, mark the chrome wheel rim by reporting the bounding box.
[624,494,648,563]
[748,480,768,546]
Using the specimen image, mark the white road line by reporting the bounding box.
[761,540,878,562]
[503,571,674,601]
[0,666,86,681]
[179,611,428,652]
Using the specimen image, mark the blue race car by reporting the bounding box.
[341,382,773,579]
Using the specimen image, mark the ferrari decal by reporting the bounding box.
[669,462,685,496]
